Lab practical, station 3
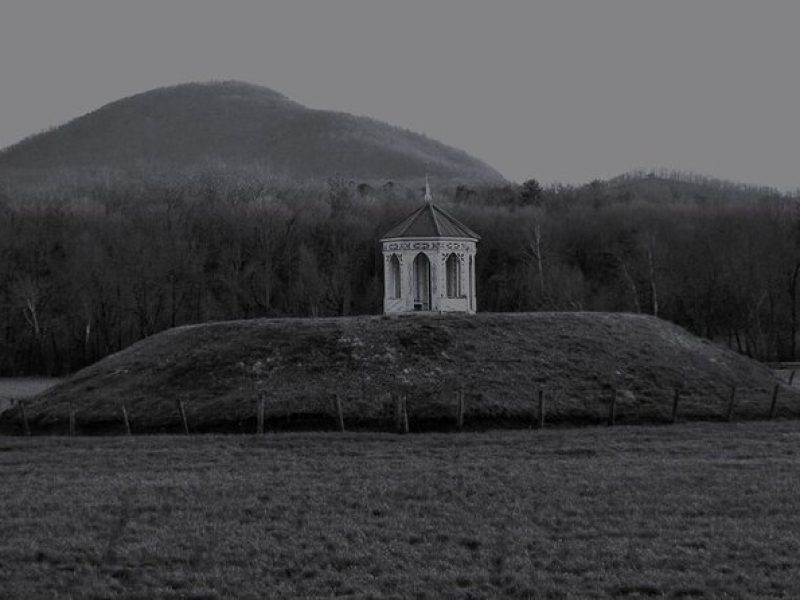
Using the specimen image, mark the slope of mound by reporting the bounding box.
[0,81,504,183]
[0,313,792,435]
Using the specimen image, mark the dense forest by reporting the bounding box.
[1,168,799,375]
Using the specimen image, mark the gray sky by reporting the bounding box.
[1,0,799,189]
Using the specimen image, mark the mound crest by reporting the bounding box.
[0,313,792,434]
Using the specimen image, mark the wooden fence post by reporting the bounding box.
[257,393,265,434]
[608,388,616,427]
[335,394,345,432]
[68,403,76,437]
[394,394,403,433]
[402,395,409,434]
[671,389,681,424]
[18,400,30,437]
[726,386,736,422]
[456,390,464,431]
[769,384,780,420]
[176,399,189,434]
[538,389,546,429]
[121,402,132,436]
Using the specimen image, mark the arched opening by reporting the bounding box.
[389,254,401,299]
[413,253,431,310]
[446,253,461,298]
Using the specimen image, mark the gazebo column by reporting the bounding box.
[403,255,413,311]
[459,253,469,300]
[432,251,443,311]
[470,252,477,313]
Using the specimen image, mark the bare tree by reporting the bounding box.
[524,219,546,300]
[13,277,43,340]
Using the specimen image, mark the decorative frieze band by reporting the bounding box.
[383,241,473,252]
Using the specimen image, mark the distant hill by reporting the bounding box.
[0,81,505,183]
[1,312,790,434]
[601,170,785,204]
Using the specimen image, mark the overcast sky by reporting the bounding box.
[1,0,799,189]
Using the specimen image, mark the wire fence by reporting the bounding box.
[6,377,800,437]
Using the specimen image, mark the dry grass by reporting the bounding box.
[0,378,61,413]
[1,313,793,434]
[775,369,800,388]
[1,423,800,598]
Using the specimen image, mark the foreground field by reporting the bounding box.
[2,424,799,598]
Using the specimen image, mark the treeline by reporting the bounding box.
[1,170,798,375]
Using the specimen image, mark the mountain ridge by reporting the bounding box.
[0,80,505,183]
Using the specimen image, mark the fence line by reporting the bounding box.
[8,380,799,436]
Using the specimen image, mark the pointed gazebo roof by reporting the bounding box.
[380,202,480,241]
[381,176,479,241]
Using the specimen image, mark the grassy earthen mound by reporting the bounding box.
[0,313,793,434]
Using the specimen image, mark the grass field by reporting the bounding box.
[775,369,800,388]
[0,378,60,413]
[2,423,799,598]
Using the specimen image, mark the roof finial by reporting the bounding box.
[424,174,432,203]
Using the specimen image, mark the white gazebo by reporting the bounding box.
[380,180,479,314]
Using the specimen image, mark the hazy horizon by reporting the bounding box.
[2,0,799,190]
